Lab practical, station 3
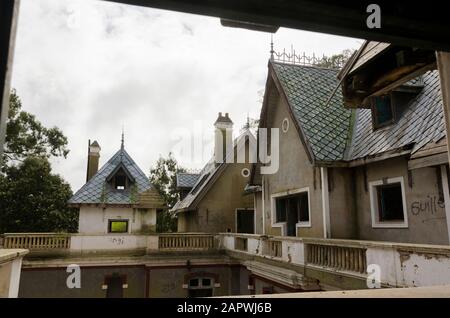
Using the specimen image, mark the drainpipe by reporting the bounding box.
[440,165,450,244]
[321,167,331,238]
[262,175,266,235]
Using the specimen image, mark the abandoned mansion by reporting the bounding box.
[2,41,450,298]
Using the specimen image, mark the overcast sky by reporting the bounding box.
[11,0,363,191]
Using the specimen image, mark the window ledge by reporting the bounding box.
[372,222,408,229]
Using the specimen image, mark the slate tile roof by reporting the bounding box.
[172,158,217,212]
[272,62,445,163]
[272,62,353,162]
[176,173,200,189]
[69,147,152,205]
[347,70,445,159]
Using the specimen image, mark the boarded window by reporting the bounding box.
[108,220,129,233]
[376,183,404,221]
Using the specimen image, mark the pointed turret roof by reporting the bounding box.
[69,147,165,208]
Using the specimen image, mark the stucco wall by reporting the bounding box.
[354,157,449,244]
[328,167,357,239]
[181,163,253,233]
[78,206,156,234]
[262,96,323,237]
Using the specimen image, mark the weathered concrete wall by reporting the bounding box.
[182,163,253,233]
[262,95,323,237]
[328,167,357,239]
[0,249,26,298]
[78,206,156,234]
[18,263,272,297]
[253,276,293,294]
[148,265,241,297]
[19,266,146,298]
[354,157,449,244]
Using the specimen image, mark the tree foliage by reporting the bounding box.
[149,153,186,232]
[0,90,76,233]
[0,156,78,233]
[3,89,69,166]
[314,49,355,69]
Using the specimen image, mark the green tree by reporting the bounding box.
[315,49,355,69]
[0,90,76,233]
[0,156,77,233]
[149,153,186,232]
[3,89,69,166]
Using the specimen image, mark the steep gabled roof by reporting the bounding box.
[69,147,158,206]
[269,61,444,165]
[172,131,255,213]
[271,61,353,162]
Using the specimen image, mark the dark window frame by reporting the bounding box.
[274,192,310,224]
[370,94,396,130]
[108,219,129,233]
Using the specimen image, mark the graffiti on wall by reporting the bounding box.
[410,195,446,222]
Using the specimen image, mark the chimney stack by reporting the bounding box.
[214,112,233,163]
[86,140,101,182]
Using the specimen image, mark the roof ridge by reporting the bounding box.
[271,60,340,72]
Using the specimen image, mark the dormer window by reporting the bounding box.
[106,165,135,191]
[371,94,395,129]
[114,174,127,190]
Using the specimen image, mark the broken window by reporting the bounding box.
[376,183,405,221]
[371,94,395,129]
[108,220,129,233]
[274,191,310,236]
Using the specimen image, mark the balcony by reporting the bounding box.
[2,232,450,290]
[218,233,450,289]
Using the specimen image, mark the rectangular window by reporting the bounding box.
[371,94,394,129]
[273,189,310,236]
[369,177,408,228]
[236,209,255,234]
[376,183,404,221]
[108,220,129,233]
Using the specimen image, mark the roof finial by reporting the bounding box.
[121,125,124,150]
[270,35,274,61]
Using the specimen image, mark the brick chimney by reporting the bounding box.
[214,112,233,163]
[86,140,101,182]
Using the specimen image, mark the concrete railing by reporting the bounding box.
[158,233,216,250]
[219,233,450,288]
[2,233,71,250]
[306,243,367,273]
[1,233,216,256]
